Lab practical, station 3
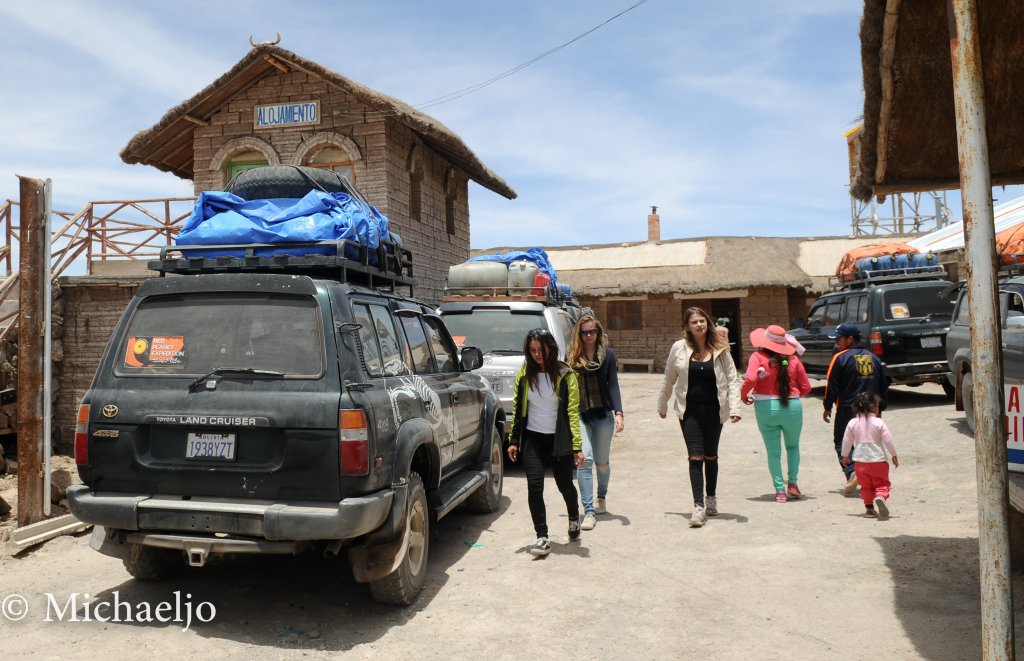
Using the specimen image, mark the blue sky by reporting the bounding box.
[0,1,989,250]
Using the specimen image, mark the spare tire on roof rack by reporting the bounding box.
[225,165,367,203]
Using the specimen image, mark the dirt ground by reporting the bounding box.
[2,374,1024,659]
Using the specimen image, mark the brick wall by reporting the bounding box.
[190,69,470,305]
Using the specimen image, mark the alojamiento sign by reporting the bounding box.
[254,101,320,129]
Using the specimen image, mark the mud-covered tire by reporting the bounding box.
[465,426,504,513]
[123,544,181,581]
[941,379,955,399]
[370,473,429,606]
[225,165,360,201]
[962,372,975,434]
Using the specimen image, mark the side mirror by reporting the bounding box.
[459,346,483,371]
[791,317,805,329]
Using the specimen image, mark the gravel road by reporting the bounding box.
[2,374,1024,660]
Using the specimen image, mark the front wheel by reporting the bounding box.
[941,379,955,399]
[370,473,429,606]
[962,372,975,434]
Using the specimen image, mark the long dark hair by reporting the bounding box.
[683,306,727,355]
[770,350,792,405]
[523,328,560,391]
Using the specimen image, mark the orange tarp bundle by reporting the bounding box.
[996,223,1024,264]
[835,242,918,280]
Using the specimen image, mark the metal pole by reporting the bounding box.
[16,175,45,527]
[42,180,52,517]
[948,1,1014,658]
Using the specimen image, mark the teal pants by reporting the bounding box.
[753,398,803,492]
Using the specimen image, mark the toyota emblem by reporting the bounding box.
[102,404,118,418]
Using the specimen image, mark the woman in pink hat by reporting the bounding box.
[741,325,812,502]
[657,307,741,528]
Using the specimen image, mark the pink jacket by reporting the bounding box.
[740,350,812,400]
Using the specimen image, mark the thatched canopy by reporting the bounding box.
[120,45,516,199]
[853,0,1024,201]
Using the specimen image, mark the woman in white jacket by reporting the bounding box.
[657,307,742,527]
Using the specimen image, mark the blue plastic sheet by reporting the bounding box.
[468,247,558,286]
[177,190,390,258]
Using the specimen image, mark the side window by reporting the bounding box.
[844,295,867,323]
[954,292,970,326]
[399,314,436,374]
[824,299,844,326]
[423,316,457,373]
[1007,293,1024,329]
[353,304,383,375]
[369,306,409,375]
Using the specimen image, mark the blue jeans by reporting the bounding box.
[577,414,615,515]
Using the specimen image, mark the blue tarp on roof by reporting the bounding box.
[177,190,390,257]
[468,247,559,286]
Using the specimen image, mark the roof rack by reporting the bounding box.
[443,285,579,307]
[829,264,947,290]
[149,238,414,293]
[999,254,1024,278]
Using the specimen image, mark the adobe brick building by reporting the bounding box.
[119,44,516,303]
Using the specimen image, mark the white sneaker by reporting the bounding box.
[581,513,597,530]
[689,504,706,528]
[529,537,551,557]
[705,496,718,516]
[595,497,607,514]
[873,496,890,520]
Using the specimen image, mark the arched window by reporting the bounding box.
[305,146,355,183]
[227,149,269,182]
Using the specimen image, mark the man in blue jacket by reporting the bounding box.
[822,322,888,494]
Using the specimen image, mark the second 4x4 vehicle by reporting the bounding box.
[789,268,955,392]
[946,273,1024,432]
[68,238,504,606]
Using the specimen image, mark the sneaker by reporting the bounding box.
[705,496,718,516]
[689,504,706,527]
[775,491,788,503]
[873,496,890,520]
[842,474,859,495]
[581,513,597,530]
[865,507,877,518]
[787,483,802,499]
[595,497,607,515]
[569,516,582,540]
[529,537,551,557]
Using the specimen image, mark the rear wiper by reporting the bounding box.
[189,367,285,391]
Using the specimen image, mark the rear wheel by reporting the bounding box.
[370,472,429,605]
[466,426,504,513]
[941,379,956,399]
[962,372,976,433]
[123,544,181,581]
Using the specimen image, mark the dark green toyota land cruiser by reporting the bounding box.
[67,239,504,605]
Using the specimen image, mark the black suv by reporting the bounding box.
[67,239,504,605]
[789,270,955,391]
[946,273,1024,432]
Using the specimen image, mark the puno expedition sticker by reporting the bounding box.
[124,336,186,368]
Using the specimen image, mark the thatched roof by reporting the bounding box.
[853,0,1024,201]
[474,236,890,297]
[120,45,516,199]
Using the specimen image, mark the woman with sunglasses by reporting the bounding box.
[567,315,624,530]
[657,306,742,528]
[507,328,586,557]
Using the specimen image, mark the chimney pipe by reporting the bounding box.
[647,206,660,242]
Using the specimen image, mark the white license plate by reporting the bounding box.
[490,379,503,394]
[921,336,942,348]
[186,432,236,460]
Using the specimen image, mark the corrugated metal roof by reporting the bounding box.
[797,237,886,276]
[547,241,706,271]
[908,195,1024,252]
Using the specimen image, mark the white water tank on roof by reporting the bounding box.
[507,260,541,294]
[447,261,508,295]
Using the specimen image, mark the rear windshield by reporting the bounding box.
[114,293,324,377]
[441,310,547,354]
[881,285,955,321]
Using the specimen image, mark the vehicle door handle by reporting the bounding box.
[452,392,459,403]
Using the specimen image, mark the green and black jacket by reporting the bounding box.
[507,362,583,457]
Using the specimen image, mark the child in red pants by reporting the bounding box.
[841,392,899,519]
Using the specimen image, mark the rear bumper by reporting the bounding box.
[882,360,949,383]
[67,484,394,541]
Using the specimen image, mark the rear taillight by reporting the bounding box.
[339,409,369,476]
[74,404,89,465]
[870,331,884,357]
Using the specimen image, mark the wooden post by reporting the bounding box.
[16,175,46,526]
